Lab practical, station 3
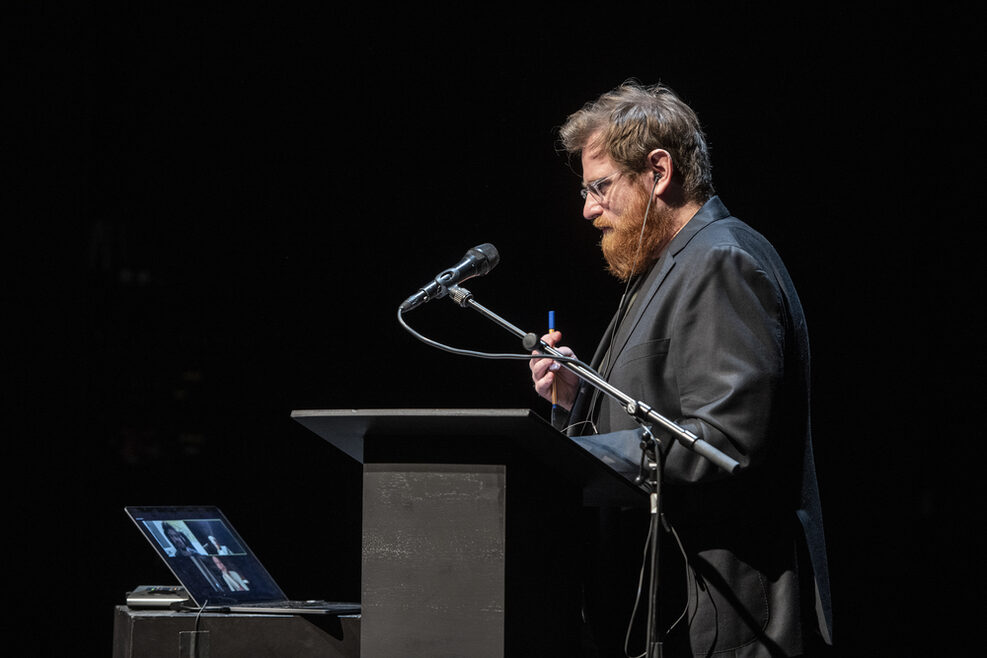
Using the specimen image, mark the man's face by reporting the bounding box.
[580,143,673,280]
[580,144,633,238]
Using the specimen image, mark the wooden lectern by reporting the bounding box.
[292,408,645,657]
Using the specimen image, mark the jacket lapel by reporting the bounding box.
[603,252,675,378]
[603,196,732,376]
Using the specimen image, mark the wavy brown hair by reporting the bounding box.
[559,81,715,203]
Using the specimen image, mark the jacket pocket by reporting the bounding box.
[616,337,670,365]
[687,547,769,654]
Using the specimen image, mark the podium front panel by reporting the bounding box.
[362,464,505,657]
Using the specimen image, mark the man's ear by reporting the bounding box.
[646,149,673,195]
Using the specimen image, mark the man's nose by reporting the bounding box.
[583,195,603,221]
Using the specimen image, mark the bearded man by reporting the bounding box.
[530,82,833,657]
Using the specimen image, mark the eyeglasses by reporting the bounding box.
[579,171,620,202]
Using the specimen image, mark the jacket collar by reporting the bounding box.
[667,195,731,257]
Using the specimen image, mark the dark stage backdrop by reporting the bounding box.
[14,4,982,656]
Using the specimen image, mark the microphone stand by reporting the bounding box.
[638,427,664,658]
[445,285,739,658]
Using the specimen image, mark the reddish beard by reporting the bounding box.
[599,185,676,281]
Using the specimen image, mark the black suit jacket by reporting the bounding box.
[569,197,832,657]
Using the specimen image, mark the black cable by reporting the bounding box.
[193,598,208,632]
[601,172,662,376]
[624,523,652,658]
[397,306,596,370]
[583,173,663,429]
[622,519,693,656]
[622,429,693,657]
[663,524,691,636]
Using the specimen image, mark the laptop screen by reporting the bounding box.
[126,505,288,607]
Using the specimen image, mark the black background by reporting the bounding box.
[12,3,983,655]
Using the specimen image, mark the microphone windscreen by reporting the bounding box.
[469,243,500,273]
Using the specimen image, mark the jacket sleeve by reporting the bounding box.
[662,243,786,485]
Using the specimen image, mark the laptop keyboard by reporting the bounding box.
[237,600,331,609]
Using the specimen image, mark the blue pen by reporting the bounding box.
[548,310,557,409]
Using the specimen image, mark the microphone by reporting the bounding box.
[400,243,500,312]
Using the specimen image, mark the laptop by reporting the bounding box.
[125,505,360,615]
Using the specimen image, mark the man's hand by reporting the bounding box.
[529,331,579,411]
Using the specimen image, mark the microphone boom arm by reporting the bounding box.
[447,286,740,475]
